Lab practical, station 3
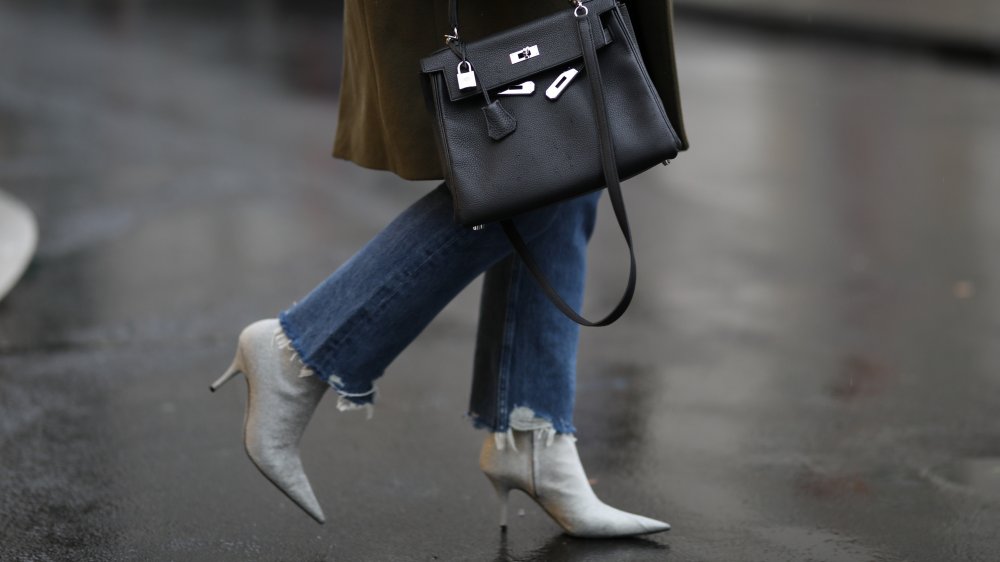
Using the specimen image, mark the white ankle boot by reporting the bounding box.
[211,319,328,523]
[480,429,670,538]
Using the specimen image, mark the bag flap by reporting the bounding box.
[420,0,617,101]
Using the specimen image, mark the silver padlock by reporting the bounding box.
[457,60,477,90]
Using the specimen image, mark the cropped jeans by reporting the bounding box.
[279,182,601,436]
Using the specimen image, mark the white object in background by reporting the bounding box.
[0,190,38,302]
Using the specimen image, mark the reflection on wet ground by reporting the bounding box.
[926,456,1000,502]
[2,1,1000,560]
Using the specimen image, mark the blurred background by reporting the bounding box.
[1,0,999,560]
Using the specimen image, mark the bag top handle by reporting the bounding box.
[447,0,589,45]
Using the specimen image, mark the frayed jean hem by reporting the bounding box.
[278,311,376,419]
[465,406,576,436]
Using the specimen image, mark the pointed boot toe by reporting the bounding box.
[631,513,670,534]
[245,443,326,524]
[564,505,670,538]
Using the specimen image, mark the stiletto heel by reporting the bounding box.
[480,429,670,538]
[209,354,242,392]
[488,477,510,529]
[210,319,329,523]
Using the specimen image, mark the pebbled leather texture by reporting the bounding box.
[420,0,681,226]
[482,100,517,140]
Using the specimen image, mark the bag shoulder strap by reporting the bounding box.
[501,4,639,327]
[448,0,459,38]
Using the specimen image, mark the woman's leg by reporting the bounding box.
[468,191,601,436]
[470,194,672,538]
[278,182,578,411]
[263,185,669,536]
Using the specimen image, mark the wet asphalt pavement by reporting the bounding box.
[2,2,1000,561]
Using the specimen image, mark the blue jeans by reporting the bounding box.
[279,183,600,435]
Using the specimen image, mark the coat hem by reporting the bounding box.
[331,146,445,182]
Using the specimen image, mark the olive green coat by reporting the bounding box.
[333,0,689,181]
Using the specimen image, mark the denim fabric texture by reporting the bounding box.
[279,182,600,434]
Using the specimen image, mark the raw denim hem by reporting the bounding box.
[465,409,577,436]
[278,311,377,409]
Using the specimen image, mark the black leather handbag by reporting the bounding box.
[420,0,682,326]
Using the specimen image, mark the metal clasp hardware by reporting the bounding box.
[498,81,536,96]
[509,45,540,65]
[545,67,580,100]
[456,60,477,90]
